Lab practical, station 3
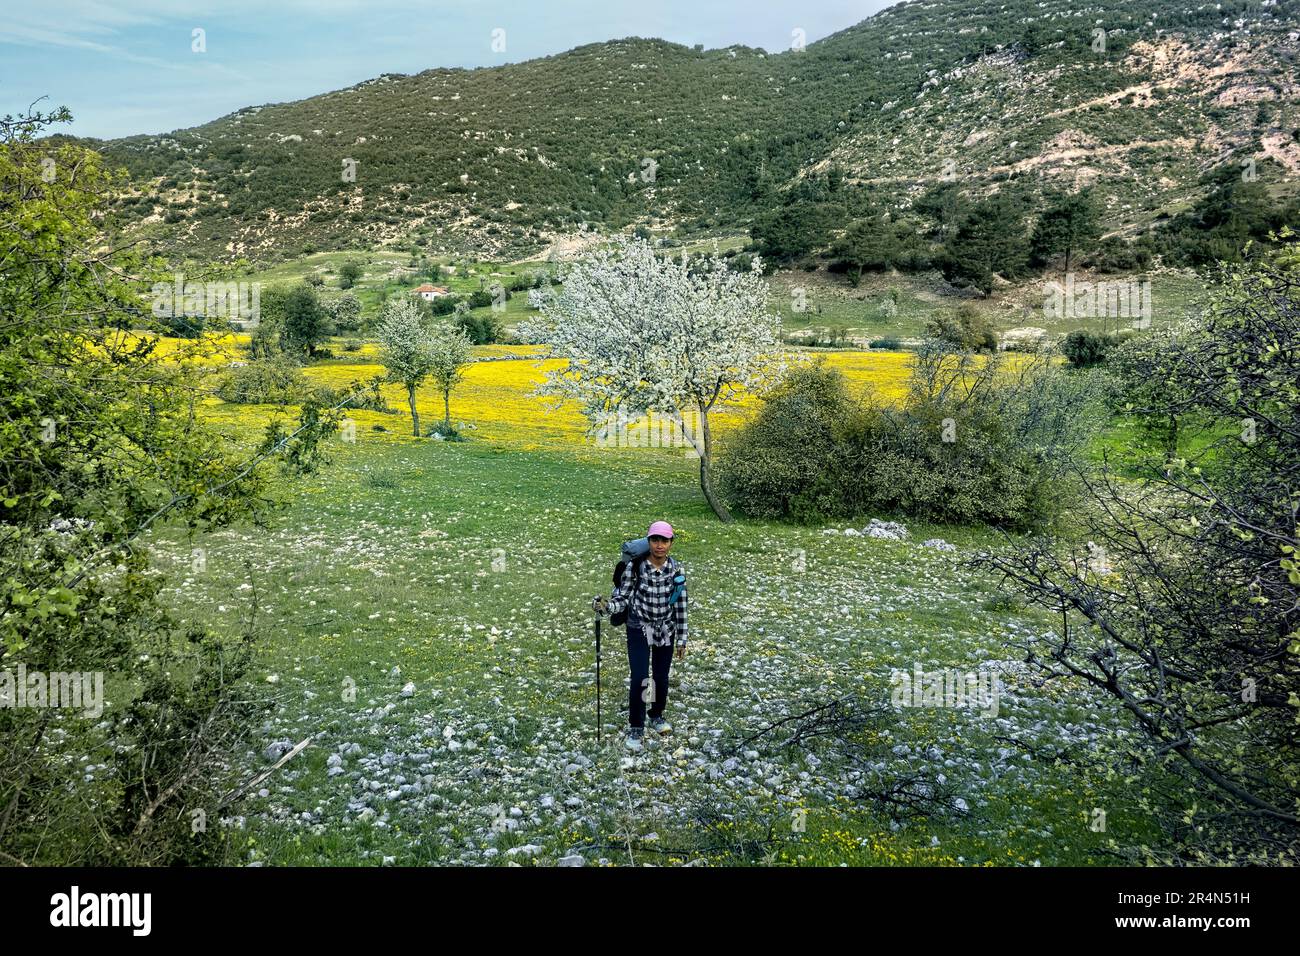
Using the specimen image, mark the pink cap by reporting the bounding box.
[647,521,674,539]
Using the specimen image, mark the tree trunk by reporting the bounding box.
[443,389,451,430]
[408,384,420,437]
[697,408,732,523]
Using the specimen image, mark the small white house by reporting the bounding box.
[412,283,450,301]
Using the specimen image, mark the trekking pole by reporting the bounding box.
[593,598,602,742]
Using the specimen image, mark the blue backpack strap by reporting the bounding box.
[667,560,686,605]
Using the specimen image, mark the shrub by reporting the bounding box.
[338,260,363,289]
[215,357,311,405]
[428,294,459,316]
[925,304,998,352]
[426,423,467,441]
[717,363,867,522]
[1060,329,1126,367]
[976,242,1300,864]
[456,308,502,344]
[331,378,391,413]
[718,347,1105,528]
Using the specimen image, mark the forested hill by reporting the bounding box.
[62,0,1300,262]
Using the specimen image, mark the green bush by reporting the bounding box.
[456,308,502,344]
[217,359,391,412]
[1060,329,1127,367]
[215,357,311,405]
[717,363,867,522]
[718,348,1104,528]
[328,378,391,413]
[926,304,998,352]
[338,260,363,289]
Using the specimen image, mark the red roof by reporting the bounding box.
[412,284,449,294]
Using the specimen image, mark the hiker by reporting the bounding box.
[594,521,687,752]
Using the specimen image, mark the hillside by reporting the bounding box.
[64,0,1300,262]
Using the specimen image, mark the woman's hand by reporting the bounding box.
[675,642,687,660]
[592,595,607,615]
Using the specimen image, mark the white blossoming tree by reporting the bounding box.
[520,237,784,521]
[427,324,474,433]
[376,298,437,436]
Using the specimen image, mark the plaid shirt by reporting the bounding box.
[607,555,688,647]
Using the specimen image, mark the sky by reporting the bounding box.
[0,0,893,140]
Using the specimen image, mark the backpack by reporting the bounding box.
[609,538,686,628]
[609,538,648,627]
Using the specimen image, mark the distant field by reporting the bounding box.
[235,248,1206,347]
[767,268,1207,343]
[168,331,917,448]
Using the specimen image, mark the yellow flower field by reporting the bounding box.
[145,331,920,454]
[297,348,918,451]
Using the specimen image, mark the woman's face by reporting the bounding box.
[649,535,672,559]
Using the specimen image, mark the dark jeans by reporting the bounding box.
[626,622,673,729]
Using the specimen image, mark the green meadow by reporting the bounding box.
[146,416,1163,866]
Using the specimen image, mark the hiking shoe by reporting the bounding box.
[625,728,644,752]
[650,717,672,734]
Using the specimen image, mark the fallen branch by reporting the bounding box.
[218,736,313,809]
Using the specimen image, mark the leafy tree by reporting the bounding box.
[338,260,363,289]
[1109,322,1201,459]
[940,193,1030,294]
[913,182,967,241]
[0,107,338,864]
[280,283,330,358]
[1158,171,1299,267]
[926,304,998,352]
[325,290,362,333]
[977,239,1300,863]
[454,300,501,344]
[750,202,839,262]
[833,213,929,285]
[1030,189,1102,274]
